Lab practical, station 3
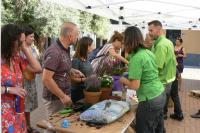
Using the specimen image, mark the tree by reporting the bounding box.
[79,11,93,33]
[34,1,80,37]
[2,0,111,39]
[1,0,40,25]
[91,15,111,39]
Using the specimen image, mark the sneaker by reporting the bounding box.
[191,110,200,118]
[170,113,184,121]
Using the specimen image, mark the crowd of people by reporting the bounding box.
[1,20,198,133]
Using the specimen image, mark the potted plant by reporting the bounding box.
[112,66,128,91]
[84,75,102,104]
[99,75,114,100]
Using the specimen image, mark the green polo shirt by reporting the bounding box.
[128,48,164,102]
[151,36,176,84]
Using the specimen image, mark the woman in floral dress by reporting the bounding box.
[1,24,42,133]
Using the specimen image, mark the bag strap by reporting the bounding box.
[93,53,106,60]
[95,53,110,76]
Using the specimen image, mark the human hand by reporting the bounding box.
[70,68,85,78]
[20,33,29,51]
[119,77,127,85]
[9,87,27,98]
[60,95,72,106]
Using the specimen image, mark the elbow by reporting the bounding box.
[129,86,139,91]
[130,85,139,90]
[129,80,140,90]
[34,65,42,73]
[42,75,50,86]
[37,67,42,73]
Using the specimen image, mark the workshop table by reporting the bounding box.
[36,110,135,133]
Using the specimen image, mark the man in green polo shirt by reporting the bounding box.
[148,20,176,120]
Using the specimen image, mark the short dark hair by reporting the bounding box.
[124,26,144,54]
[1,24,24,65]
[148,20,162,27]
[177,37,183,43]
[24,26,34,36]
[74,37,93,59]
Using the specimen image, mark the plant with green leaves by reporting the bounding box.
[85,75,101,92]
[1,0,111,39]
[34,1,80,37]
[99,75,114,88]
[79,11,93,32]
[91,15,111,39]
[1,0,40,25]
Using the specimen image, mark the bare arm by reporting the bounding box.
[182,48,187,58]
[109,48,129,64]
[42,69,72,106]
[70,68,85,78]
[20,33,42,73]
[71,76,86,83]
[120,77,140,90]
[1,86,27,97]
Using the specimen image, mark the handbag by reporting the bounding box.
[22,68,36,81]
[95,53,114,76]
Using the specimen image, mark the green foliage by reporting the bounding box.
[91,15,111,39]
[99,75,113,88]
[1,0,111,38]
[1,0,39,25]
[34,1,80,37]
[112,67,127,76]
[79,11,93,32]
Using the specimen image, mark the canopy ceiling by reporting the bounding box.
[46,0,200,30]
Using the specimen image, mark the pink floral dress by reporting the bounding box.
[1,52,28,133]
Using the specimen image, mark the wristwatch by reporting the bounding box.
[7,87,10,94]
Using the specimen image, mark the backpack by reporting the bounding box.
[88,45,104,62]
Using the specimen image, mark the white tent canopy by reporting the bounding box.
[46,0,200,30]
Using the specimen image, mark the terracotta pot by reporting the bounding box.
[100,87,112,100]
[83,90,102,104]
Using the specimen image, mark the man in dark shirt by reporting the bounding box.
[42,22,84,133]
